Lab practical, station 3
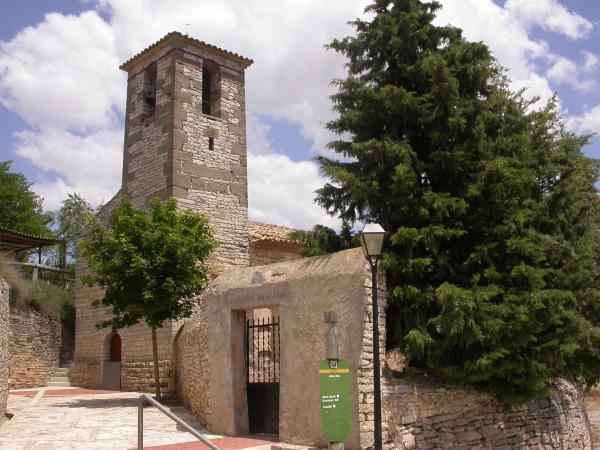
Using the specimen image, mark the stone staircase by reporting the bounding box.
[47,363,71,387]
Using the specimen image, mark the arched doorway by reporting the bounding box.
[103,332,121,390]
[109,333,121,362]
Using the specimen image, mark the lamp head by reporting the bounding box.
[359,223,385,262]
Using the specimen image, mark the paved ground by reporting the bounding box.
[0,387,276,450]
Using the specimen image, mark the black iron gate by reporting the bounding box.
[246,316,280,435]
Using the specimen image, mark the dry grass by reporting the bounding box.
[0,252,30,308]
[0,252,72,320]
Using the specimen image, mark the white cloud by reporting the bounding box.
[437,0,598,103]
[582,51,599,73]
[246,114,275,155]
[248,151,340,230]
[0,0,597,224]
[545,55,597,92]
[504,0,593,40]
[13,127,122,210]
[0,11,124,131]
[546,57,577,85]
[436,0,555,103]
[567,105,600,135]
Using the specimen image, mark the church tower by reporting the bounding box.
[72,33,253,393]
[119,32,253,270]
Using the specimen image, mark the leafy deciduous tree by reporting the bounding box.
[80,197,217,398]
[288,223,357,257]
[0,161,51,236]
[55,193,95,263]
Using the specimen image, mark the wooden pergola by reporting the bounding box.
[0,226,69,283]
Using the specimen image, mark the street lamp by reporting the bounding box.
[359,223,385,450]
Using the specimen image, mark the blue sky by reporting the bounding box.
[0,0,599,229]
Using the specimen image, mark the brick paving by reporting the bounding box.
[0,387,275,450]
[138,437,274,450]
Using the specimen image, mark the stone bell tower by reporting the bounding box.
[119,31,253,270]
[71,33,253,393]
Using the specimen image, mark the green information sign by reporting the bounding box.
[319,359,352,443]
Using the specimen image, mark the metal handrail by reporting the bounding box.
[137,393,220,450]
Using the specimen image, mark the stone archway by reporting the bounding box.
[103,332,121,390]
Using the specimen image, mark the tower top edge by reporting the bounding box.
[119,31,253,72]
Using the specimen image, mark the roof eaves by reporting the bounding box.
[119,31,253,71]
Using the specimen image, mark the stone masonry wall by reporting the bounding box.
[249,241,302,267]
[122,359,173,393]
[0,277,10,422]
[172,50,250,272]
[383,373,591,449]
[9,308,60,389]
[174,299,211,425]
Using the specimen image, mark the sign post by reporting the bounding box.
[319,359,352,446]
[320,311,351,449]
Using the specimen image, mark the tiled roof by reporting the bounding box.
[0,226,61,252]
[120,31,253,71]
[248,221,302,244]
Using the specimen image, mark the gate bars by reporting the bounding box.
[246,316,280,384]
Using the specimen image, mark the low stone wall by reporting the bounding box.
[9,308,60,388]
[68,357,99,387]
[383,371,591,449]
[0,277,10,421]
[121,359,173,393]
[175,301,211,424]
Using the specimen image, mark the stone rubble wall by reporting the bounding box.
[0,277,9,422]
[174,299,211,425]
[249,241,302,267]
[9,308,60,389]
[121,359,173,393]
[383,372,592,449]
[68,357,99,388]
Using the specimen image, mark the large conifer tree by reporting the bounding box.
[316,0,600,404]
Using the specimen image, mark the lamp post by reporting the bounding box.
[359,223,386,450]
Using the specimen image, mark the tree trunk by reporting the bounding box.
[151,326,161,399]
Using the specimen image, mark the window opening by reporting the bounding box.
[208,137,214,151]
[143,63,157,118]
[202,67,212,115]
[202,61,221,118]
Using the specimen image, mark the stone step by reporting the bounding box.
[54,368,69,375]
[50,376,69,382]
[47,381,71,387]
